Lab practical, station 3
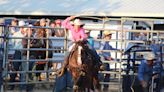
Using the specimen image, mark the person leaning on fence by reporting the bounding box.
[58,16,103,77]
[10,18,19,35]
[138,52,162,92]
[50,19,65,75]
[99,30,117,91]
[54,19,65,37]
[9,20,26,90]
[22,25,35,91]
[33,25,47,81]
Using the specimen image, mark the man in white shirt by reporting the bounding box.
[9,20,26,90]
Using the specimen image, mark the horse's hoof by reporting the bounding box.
[73,85,78,90]
[80,71,85,76]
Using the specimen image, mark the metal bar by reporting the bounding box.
[124,30,164,33]
[6,80,56,85]
[99,71,121,74]
[45,28,49,82]
[122,17,164,22]
[3,26,9,92]
[7,25,65,30]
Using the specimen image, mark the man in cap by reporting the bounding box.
[84,30,104,69]
[85,30,94,48]
[100,30,116,61]
[138,52,162,92]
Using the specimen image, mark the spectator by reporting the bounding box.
[50,19,65,75]
[54,19,65,37]
[50,21,56,37]
[85,30,103,69]
[9,20,26,90]
[99,30,117,91]
[133,32,147,41]
[34,26,46,81]
[10,18,19,35]
[85,30,94,48]
[40,18,46,27]
[22,25,35,91]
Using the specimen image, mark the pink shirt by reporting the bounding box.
[62,17,86,42]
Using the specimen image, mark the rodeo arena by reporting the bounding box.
[0,0,164,92]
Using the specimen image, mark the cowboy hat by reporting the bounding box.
[72,19,84,26]
[143,52,155,60]
[103,30,113,36]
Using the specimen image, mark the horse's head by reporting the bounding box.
[69,40,93,66]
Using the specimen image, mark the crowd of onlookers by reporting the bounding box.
[6,18,66,91]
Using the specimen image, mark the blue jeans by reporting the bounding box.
[103,63,110,88]
[53,70,73,92]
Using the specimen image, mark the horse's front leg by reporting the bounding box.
[73,84,79,92]
[73,77,80,92]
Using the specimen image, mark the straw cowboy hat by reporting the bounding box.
[103,30,113,36]
[143,52,155,60]
[72,19,84,26]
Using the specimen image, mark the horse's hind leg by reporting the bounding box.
[93,77,101,91]
[73,85,79,92]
